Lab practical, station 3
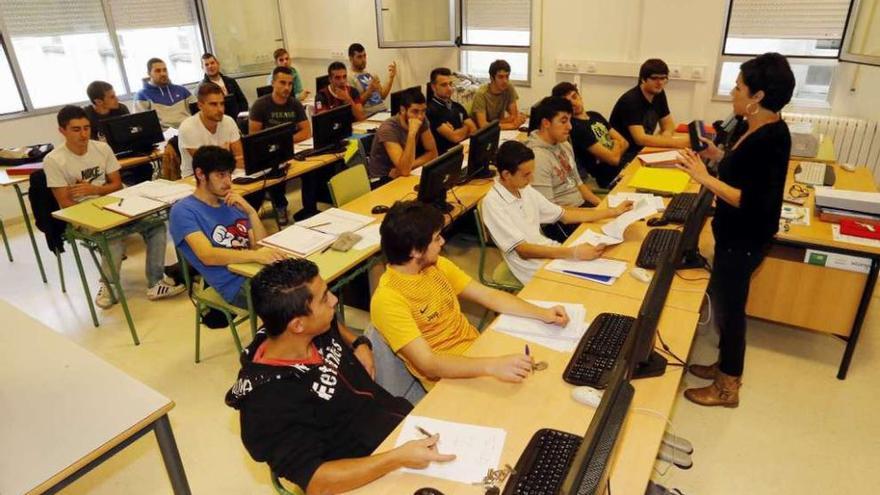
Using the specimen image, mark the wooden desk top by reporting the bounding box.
[350,280,699,495]
[51,195,166,233]
[791,133,836,164]
[0,300,173,495]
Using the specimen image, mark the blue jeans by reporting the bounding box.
[100,221,167,288]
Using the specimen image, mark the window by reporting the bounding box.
[0,37,24,114]
[203,0,284,74]
[460,0,531,84]
[716,0,855,106]
[841,0,880,66]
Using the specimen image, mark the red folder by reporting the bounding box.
[5,162,43,176]
[840,219,880,240]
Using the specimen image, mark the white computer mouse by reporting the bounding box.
[571,386,604,408]
[630,267,652,283]
[840,163,856,172]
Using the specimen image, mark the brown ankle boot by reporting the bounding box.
[684,372,741,408]
[688,362,719,380]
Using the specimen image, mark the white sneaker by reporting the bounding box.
[95,283,115,309]
[146,280,186,301]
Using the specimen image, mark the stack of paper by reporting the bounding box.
[298,208,375,236]
[601,198,659,240]
[571,229,625,247]
[102,196,167,217]
[394,416,506,484]
[638,150,681,167]
[259,225,335,257]
[607,192,665,211]
[367,111,392,122]
[628,167,690,195]
[546,258,628,285]
[294,137,314,152]
[109,180,194,205]
[493,300,588,352]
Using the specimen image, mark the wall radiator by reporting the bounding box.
[783,112,880,183]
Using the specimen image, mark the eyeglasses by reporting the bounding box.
[647,75,669,81]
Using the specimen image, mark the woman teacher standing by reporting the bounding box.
[676,53,795,407]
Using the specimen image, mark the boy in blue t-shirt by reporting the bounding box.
[170,146,286,307]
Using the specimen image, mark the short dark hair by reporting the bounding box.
[348,43,365,58]
[197,82,224,101]
[380,201,445,265]
[489,59,511,79]
[57,105,88,128]
[273,48,288,61]
[533,96,573,129]
[551,81,578,99]
[251,258,321,337]
[740,52,795,113]
[399,89,426,111]
[86,80,114,104]
[272,66,293,80]
[639,58,669,83]
[495,140,534,176]
[430,67,452,83]
[201,52,216,62]
[328,61,346,75]
[147,57,165,73]
[192,145,235,183]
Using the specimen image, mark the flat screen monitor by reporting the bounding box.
[417,145,464,213]
[464,119,499,180]
[559,360,634,495]
[256,85,272,97]
[312,104,354,150]
[316,75,330,94]
[390,85,422,116]
[527,103,541,132]
[103,110,165,155]
[675,186,714,269]
[241,121,295,176]
[627,253,678,380]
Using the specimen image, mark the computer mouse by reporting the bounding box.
[371,205,390,214]
[630,267,652,283]
[647,217,669,227]
[572,386,603,408]
[841,163,856,172]
[413,488,445,495]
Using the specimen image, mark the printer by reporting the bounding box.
[814,187,880,216]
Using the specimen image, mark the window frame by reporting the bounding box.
[458,0,533,86]
[839,0,880,67]
[374,0,459,49]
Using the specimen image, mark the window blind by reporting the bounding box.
[728,0,852,40]
[0,0,108,37]
[108,0,198,30]
[463,0,531,42]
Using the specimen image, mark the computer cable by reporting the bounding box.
[632,407,679,477]
[655,329,687,366]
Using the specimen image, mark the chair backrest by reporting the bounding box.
[473,202,493,286]
[328,164,370,207]
[365,324,426,405]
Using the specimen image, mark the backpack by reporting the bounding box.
[0,143,54,166]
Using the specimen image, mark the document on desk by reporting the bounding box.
[601,198,658,240]
[571,229,625,247]
[395,416,506,484]
[500,130,520,142]
[102,196,167,217]
[294,138,314,152]
[493,300,588,352]
[297,208,375,236]
[259,225,335,257]
[638,150,680,167]
[110,180,194,204]
[831,224,880,248]
[607,192,665,211]
[353,224,381,250]
[367,111,392,122]
[546,258,627,286]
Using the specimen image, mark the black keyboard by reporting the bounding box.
[636,228,681,269]
[661,192,697,224]
[563,313,635,387]
[502,428,582,495]
[293,143,347,161]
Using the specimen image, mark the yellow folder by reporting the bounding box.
[627,167,691,195]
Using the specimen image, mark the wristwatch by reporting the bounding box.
[352,335,373,351]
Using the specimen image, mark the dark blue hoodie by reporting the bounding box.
[134,79,194,129]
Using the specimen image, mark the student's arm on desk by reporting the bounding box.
[460,280,569,326]
[514,242,606,262]
[306,436,453,495]
[51,171,123,209]
[399,337,532,382]
[436,121,472,144]
[629,124,688,149]
[577,184,602,206]
[183,232,283,265]
[499,101,526,130]
[559,201,632,224]
[294,119,312,143]
[587,130,629,166]
[658,114,677,136]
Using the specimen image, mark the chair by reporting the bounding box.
[177,249,253,363]
[328,164,371,207]
[474,204,523,292]
[0,216,11,262]
[270,469,305,495]
[365,324,427,404]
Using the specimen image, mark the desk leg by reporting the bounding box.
[68,233,99,327]
[245,278,257,340]
[838,257,879,380]
[0,217,11,261]
[13,183,47,283]
[96,235,140,345]
[154,415,192,495]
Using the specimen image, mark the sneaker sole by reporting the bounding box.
[147,285,187,301]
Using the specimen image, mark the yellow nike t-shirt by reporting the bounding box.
[371,256,479,389]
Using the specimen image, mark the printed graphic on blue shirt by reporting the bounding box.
[211,219,250,249]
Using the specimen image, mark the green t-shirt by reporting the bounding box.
[470,83,518,122]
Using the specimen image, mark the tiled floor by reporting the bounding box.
[2,199,878,494]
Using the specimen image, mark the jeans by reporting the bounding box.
[230,282,250,309]
[709,244,769,377]
[100,221,167,288]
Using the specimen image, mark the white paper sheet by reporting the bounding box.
[259,225,335,257]
[102,196,166,217]
[493,301,588,352]
[297,208,375,236]
[601,198,658,240]
[607,192,665,211]
[352,224,381,250]
[395,416,506,484]
[546,258,628,278]
[638,150,680,166]
[500,130,520,142]
[367,111,392,122]
[294,138,314,152]
[109,180,194,204]
[571,229,625,247]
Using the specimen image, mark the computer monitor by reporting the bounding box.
[627,252,678,380]
[559,360,635,495]
[256,85,272,97]
[463,119,499,180]
[316,75,330,94]
[312,104,353,150]
[675,186,714,269]
[103,110,165,155]
[241,122,295,177]
[188,95,237,117]
[417,145,464,213]
[527,103,541,132]
[389,86,422,116]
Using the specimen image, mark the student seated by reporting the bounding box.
[427,67,477,155]
[45,106,185,308]
[367,90,438,187]
[83,80,129,141]
[481,141,633,284]
[315,61,367,122]
[170,146,286,308]
[371,200,570,390]
[201,53,249,118]
[267,48,309,101]
[226,257,454,493]
[178,82,243,178]
[470,59,526,130]
[134,57,196,129]
[552,82,630,189]
[248,66,313,225]
[527,96,602,213]
[609,58,688,161]
[347,42,397,115]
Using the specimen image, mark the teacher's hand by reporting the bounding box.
[675,149,711,184]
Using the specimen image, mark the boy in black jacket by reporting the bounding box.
[226,258,454,494]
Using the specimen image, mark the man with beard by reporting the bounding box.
[178,82,243,178]
[347,42,397,115]
[426,67,477,155]
[315,61,367,122]
[134,57,196,129]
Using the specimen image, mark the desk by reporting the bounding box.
[0,300,190,494]
[747,162,880,378]
[791,133,836,164]
[349,280,700,495]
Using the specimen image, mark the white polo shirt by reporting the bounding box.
[480,179,564,284]
[178,114,241,177]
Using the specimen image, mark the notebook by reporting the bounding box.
[258,225,336,257]
[297,208,375,236]
[102,196,167,217]
[627,167,690,195]
[638,150,681,167]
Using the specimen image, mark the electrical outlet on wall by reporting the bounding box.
[330,50,344,58]
[669,66,682,79]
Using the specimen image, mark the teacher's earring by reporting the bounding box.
[746,102,760,116]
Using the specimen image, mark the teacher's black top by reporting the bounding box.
[712,119,791,249]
